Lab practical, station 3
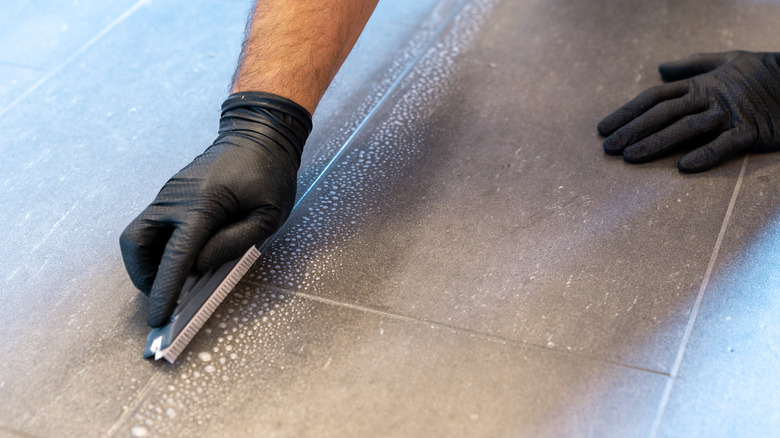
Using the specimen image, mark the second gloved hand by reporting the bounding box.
[597,50,780,172]
[120,91,312,327]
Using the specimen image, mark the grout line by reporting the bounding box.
[235,0,680,383]
[103,0,471,432]
[7,2,160,426]
[648,155,750,438]
[0,425,40,438]
[0,0,151,118]
[250,282,671,377]
[0,1,153,434]
[105,372,164,437]
[289,0,472,214]
[0,61,47,73]
[243,0,475,294]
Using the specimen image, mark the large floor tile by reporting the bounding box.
[0,0,142,70]
[0,1,249,436]
[0,0,483,436]
[655,152,780,437]
[299,0,464,197]
[111,285,667,438]
[3,0,780,436]
[245,0,780,373]
[0,64,43,110]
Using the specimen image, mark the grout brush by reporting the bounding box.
[143,244,262,363]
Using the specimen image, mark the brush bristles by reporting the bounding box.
[161,246,262,363]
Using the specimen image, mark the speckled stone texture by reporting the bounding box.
[1,0,780,437]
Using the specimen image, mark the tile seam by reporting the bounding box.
[287,0,473,214]
[0,61,47,72]
[104,372,164,438]
[0,0,151,118]
[102,0,475,432]
[0,2,154,436]
[244,280,671,377]
[648,154,751,438]
[0,425,40,438]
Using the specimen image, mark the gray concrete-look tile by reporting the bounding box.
[243,0,780,373]
[0,64,43,110]
[0,1,251,436]
[4,0,780,435]
[373,0,461,28]
[655,152,780,437]
[112,283,667,438]
[300,0,462,198]
[0,426,38,438]
[0,0,141,70]
[0,0,476,435]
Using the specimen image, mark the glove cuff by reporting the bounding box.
[219,91,314,163]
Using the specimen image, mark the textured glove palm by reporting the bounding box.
[598,50,780,172]
[120,92,312,327]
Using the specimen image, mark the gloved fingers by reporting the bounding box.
[195,208,279,273]
[658,52,732,82]
[147,224,211,327]
[119,215,174,295]
[621,108,725,163]
[677,128,753,173]
[602,92,707,155]
[597,81,689,137]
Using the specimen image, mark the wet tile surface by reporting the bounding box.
[0,0,141,70]
[0,64,43,110]
[0,0,493,437]
[0,1,249,436]
[112,283,667,438]
[252,0,780,374]
[1,0,780,436]
[299,0,463,196]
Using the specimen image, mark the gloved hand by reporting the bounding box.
[120,91,312,327]
[597,50,780,172]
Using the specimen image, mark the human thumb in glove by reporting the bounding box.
[119,91,312,327]
[597,50,780,172]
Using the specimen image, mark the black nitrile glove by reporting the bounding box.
[598,50,780,172]
[120,91,312,327]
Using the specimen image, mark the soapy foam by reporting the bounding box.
[123,0,497,435]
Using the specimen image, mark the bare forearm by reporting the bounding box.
[232,0,379,114]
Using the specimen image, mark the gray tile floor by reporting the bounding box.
[1,0,779,437]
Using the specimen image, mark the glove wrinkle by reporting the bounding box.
[120,91,312,327]
[599,50,780,172]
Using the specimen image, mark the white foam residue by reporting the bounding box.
[250,0,498,296]
[197,352,212,362]
[125,0,498,435]
[130,426,149,437]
